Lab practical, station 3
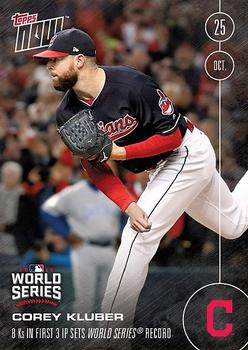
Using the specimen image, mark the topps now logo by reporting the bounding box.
[11,12,66,53]
[11,264,61,307]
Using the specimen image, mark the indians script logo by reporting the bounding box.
[11,12,66,52]
[97,114,139,141]
[11,264,62,307]
[206,299,233,337]
[157,89,174,116]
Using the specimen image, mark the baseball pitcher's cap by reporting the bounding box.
[33,28,96,59]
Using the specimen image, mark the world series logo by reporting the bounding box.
[11,264,62,307]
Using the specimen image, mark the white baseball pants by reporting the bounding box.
[71,243,116,316]
[102,127,248,327]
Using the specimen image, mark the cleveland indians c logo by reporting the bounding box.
[206,299,233,337]
[157,89,174,116]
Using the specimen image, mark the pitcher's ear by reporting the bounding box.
[74,54,85,68]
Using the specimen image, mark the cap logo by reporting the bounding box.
[73,46,79,52]
[49,34,58,47]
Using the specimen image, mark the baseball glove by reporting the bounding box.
[57,109,113,163]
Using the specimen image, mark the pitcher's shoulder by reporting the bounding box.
[102,65,153,90]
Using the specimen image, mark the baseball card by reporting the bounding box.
[0,1,247,350]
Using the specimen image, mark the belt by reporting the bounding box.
[186,118,194,132]
[145,118,194,172]
[87,239,113,247]
[179,117,194,138]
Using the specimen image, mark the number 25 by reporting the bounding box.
[214,18,226,35]
[214,19,226,35]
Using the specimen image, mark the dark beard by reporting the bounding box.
[53,73,78,91]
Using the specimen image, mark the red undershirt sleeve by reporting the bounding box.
[81,160,136,212]
[124,128,182,160]
[81,128,182,210]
